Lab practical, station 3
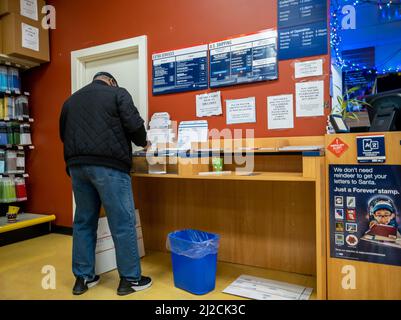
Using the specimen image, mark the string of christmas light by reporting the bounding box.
[331,0,401,74]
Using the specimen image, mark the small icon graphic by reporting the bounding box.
[347,197,356,208]
[335,209,345,220]
[328,138,349,157]
[335,196,344,207]
[346,209,357,221]
[363,139,380,152]
[336,222,345,232]
[335,234,345,246]
[346,223,358,233]
[346,234,359,246]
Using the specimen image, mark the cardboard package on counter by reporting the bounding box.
[1,12,49,63]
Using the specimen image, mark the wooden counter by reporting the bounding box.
[131,136,327,299]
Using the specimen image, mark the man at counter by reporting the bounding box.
[59,72,152,296]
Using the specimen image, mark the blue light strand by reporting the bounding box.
[331,0,401,74]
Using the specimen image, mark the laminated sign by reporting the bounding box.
[327,138,349,158]
[357,135,386,163]
[329,165,401,267]
[20,0,39,21]
[21,23,39,52]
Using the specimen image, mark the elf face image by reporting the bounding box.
[369,199,397,229]
[372,209,395,227]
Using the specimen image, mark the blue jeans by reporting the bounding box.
[70,165,141,282]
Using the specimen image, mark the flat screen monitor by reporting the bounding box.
[365,89,401,132]
[376,73,401,93]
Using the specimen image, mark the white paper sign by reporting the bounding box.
[267,95,294,130]
[177,120,209,150]
[296,81,324,117]
[20,0,39,21]
[196,91,222,117]
[21,23,39,52]
[226,97,256,125]
[294,59,323,79]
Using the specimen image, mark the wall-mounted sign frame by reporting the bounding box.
[152,44,209,95]
[209,30,278,89]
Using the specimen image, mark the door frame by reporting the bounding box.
[71,35,148,123]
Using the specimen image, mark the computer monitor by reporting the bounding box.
[365,89,401,132]
[376,73,401,93]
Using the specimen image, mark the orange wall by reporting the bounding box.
[24,0,330,227]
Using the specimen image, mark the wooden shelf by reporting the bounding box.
[0,54,40,70]
[0,173,29,178]
[0,213,55,234]
[1,118,34,123]
[132,171,315,182]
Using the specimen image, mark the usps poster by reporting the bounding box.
[329,165,401,267]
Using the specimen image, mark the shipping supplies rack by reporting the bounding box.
[0,60,55,246]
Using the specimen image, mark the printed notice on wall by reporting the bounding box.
[226,97,256,125]
[329,165,401,267]
[294,59,323,79]
[296,80,324,117]
[196,92,223,118]
[21,23,39,52]
[267,95,294,130]
[20,0,39,21]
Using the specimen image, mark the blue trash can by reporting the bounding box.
[168,229,220,295]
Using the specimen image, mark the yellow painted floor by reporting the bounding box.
[0,234,317,300]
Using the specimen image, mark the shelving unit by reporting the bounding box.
[0,54,40,70]
[0,213,56,246]
[0,55,53,245]
[0,213,55,234]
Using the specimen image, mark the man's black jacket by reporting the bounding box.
[59,80,147,174]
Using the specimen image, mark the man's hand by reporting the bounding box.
[143,141,152,151]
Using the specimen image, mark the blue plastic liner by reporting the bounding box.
[167,229,220,259]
